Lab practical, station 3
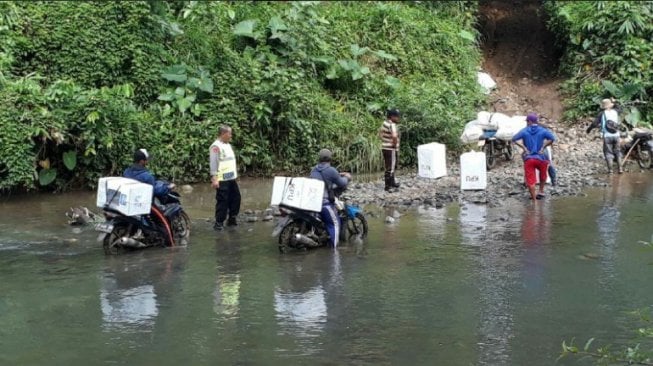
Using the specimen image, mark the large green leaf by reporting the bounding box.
[625,106,641,126]
[601,80,620,97]
[233,20,257,38]
[187,77,201,90]
[384,76,401,89]
[63,151,77,171]
[326,65,339,79]
[177,97,193,114]
[161,64,187,82]
[158,92,175,101]
[268,16,287,34]
[458,30,476,42]
[198,76,214,93]
[38,168,57,186]
[373,50,398,61]
[350,44,368,57]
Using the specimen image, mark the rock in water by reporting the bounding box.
[181,185,193,194]
[262,215,274,221]
[385,216,395,224]
[66,206,100,226]
[245,216,258,223]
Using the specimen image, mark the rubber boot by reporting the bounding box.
[391,173,400,188]
[616,158,624,174]
[384,172,393,192]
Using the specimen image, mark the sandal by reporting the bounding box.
[536,193,545,200]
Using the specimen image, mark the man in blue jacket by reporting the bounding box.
[124,148,174,200]
[512,113,556,201]
[309,149,351,248]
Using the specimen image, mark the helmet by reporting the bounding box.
[386,108,401,118]
[133,148,150,163]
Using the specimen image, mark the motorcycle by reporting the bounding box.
[272,196,368,253]
[95,187,191,255]
[621,128,653,169]
[478,130,513,170]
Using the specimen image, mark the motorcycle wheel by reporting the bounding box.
[346,213,368,240]
[103,224,131,255]
[484,142,496,170]
[171,211,191,246]
[278,220,306,253]
[504,142,514,161]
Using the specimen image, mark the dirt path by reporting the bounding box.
[478,0,564,123]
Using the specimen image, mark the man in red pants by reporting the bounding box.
[512,113,556,201]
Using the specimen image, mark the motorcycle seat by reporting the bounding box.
[633,132,652,140]
[481,130,498,139]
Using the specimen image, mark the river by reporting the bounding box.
[1,175,653,365]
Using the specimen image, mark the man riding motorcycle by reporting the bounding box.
[122,148,177,244]
[309,149,351,248]
[123,148,175,201]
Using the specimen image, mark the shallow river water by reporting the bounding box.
[1,174,653,365]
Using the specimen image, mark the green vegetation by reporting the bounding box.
[0,1,483,192]
[544,1,653,126]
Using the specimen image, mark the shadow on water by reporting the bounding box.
[1,173,653,364]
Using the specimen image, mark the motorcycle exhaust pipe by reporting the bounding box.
[293,233,320,248]
[118,236,147,248]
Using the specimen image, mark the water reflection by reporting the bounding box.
[100,250,187,333]
[273,251,342,354]
[520,203,551,301]
[595,178,625,288]
[460,203,522,366]
[213,238,243,319]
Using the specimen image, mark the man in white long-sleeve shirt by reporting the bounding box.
[209,125,241,231]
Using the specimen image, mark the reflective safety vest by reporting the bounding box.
[213,140,238,181]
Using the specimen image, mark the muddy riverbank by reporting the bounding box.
[342,124,635,209]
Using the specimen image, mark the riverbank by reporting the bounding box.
[343,123,638,209]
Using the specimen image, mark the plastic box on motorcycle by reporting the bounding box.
[270,177,325,213]
[96,177,153,216]
[417,143,447,179]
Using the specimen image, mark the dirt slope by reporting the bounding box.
[478,0,564,123]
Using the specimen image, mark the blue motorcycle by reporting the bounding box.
[272,197,368,253]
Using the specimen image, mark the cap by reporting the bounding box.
[601,98,614,109]
[133,148,149,162]
[318,148,332,161]
[526,113,538,123]
[386,108,401,118]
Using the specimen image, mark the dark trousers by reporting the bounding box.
[382,149,397,174]
[215,180,241,224]
[603,136,622,171]
[382,149,398,189]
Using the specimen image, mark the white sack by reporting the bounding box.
[495,115,527,141]
[477,72,496,94]
[460,120,484,144]
[475,112,510,131]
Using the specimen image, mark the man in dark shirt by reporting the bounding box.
[123,148,174,200]
[309,149,351,248]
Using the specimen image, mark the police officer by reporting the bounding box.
[209,125,241,231]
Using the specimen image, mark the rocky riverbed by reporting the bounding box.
[341,124,646,209]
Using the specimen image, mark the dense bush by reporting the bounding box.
[544,1,653,125]
[0,1,483,192]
